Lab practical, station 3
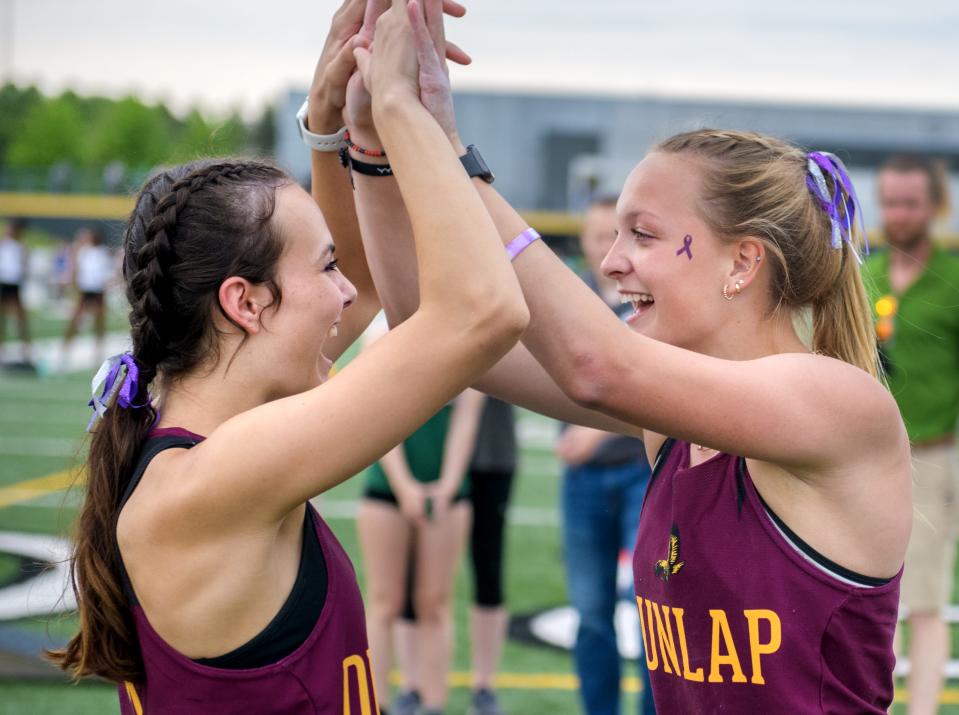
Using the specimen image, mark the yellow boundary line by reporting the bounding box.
[3,192,958,248]
[0,193,581,234]
[0,193,135,220]
[0,470,83,509]
[395,671,959,702]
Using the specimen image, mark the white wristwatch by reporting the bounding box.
[295,99,347,152]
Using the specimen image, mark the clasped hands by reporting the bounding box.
[309,0,470,153]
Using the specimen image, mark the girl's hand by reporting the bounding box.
[352,0,421,107]
[407,0,459,143]
[308,0,367,133]
[359,0,471,64]
[344,68,376,140]
[395,480,429,526]
[427,479,459,522]
[353,0,468,138]
[309,0,471,136]
[555,426,610,466]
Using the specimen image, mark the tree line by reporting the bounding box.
[0,83,276,191]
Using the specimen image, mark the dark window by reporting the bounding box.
[540,132,600,210]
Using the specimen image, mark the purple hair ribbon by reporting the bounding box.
[86,352,149,431]
[805,151,869,264]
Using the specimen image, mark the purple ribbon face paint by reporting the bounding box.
[676,234,693,260]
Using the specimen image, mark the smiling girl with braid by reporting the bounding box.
[48,1,527,713]
[347,4,911,711]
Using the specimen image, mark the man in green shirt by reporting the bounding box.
[862,155,959,715]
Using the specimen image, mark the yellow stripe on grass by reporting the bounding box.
[895,687,959,705]
[390,672,959,701]
[389,671,621,692]
[0,470,84,508]
[0,192,134,220]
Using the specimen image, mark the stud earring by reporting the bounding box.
[734,279,745,294]
[755,256,762,263]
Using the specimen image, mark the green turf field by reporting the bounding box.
[1,335,958,713]
[4,305,129,345]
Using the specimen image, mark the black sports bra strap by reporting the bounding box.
[118,435,201,511]
[116,436,201,603]
[649,438,676,481]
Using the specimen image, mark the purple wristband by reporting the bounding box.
[506,228,541,261]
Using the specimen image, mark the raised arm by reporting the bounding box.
[344,0,642,436]
[304,0,379,359]
[190,0,528,524]
[359,1,902,475]
[461,147,905,470]
[305,0,474,359]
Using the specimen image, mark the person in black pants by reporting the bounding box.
[467,397,517,715]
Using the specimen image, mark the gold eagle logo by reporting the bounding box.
[654,525,686,583]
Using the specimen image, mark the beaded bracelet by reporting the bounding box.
[343,129,387,158]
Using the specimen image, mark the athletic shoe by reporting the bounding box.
[468,688,505,715]
[391,690,421,715]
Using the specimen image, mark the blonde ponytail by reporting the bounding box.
[811,244,880,379]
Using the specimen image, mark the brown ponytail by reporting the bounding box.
[47,399,156,681]
[48,159,291,682]
[656,129,880,378]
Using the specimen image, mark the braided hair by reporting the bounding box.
[49,159,292,683]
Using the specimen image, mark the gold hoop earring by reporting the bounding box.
[723,280,745,301]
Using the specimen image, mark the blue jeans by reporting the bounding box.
[562,459,655,715]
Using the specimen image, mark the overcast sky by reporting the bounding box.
[4,0,958,118]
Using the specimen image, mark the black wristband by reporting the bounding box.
[459,145,494,183]
[339,148,393,177]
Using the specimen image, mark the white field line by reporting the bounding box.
[2,332,131,376]
[0,411,89,426]
[0,532,76,620]
[0,436,82,458]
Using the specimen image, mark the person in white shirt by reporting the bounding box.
[63,227,115,367]
[0,217,32,363]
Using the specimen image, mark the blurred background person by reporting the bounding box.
[394,396,518,715]
[62,226,115,369]
[49,235,74,308]
[0,217,32,365]
[863,155,959,715]
[357,317,485,715]
[465,396,517,715]
[556,197,654,715]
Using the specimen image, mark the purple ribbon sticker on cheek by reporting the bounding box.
[676,234,693,260]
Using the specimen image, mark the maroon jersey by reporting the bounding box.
[117,432,378,714]
[633,440,900,713]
